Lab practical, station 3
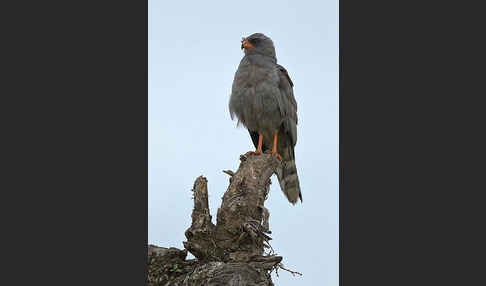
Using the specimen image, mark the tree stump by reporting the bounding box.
[148,153,288,285]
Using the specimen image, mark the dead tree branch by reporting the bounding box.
[148,153,298,285]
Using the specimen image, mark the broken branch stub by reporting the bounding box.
[183,176,216,260]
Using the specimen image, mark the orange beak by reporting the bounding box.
[241,39,254,49]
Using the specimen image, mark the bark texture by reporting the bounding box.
[148,153,286,286]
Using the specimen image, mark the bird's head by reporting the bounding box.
[241,33,276,59]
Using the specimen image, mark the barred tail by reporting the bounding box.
[275,146,302,205]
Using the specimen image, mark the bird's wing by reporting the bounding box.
[277,64,298,146]
[275,64,302,204]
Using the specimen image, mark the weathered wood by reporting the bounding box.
[148,153,287,286]
[183,176,216,260]
[213,153,280,262]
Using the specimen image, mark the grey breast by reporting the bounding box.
[229,54,283,139]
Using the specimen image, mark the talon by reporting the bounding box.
[245,150,262,156]
[246,133,264,156]
[265,150,282,160]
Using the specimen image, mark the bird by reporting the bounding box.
[229,33,302,205]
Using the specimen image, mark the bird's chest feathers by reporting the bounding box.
[235,58,278,91]
[231,57,283,131]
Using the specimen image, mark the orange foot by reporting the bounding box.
[264,131,282,160]
[245,150,263,156]
[264,150,282,160]
[245,133,264,157]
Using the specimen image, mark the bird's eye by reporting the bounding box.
[250,38,260,44]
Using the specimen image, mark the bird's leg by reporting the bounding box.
[245,133,264,156]
[256,133,263,154]
[271,132,278,154]
[265,131,282,160]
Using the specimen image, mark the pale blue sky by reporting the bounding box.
[148,1,338,285]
